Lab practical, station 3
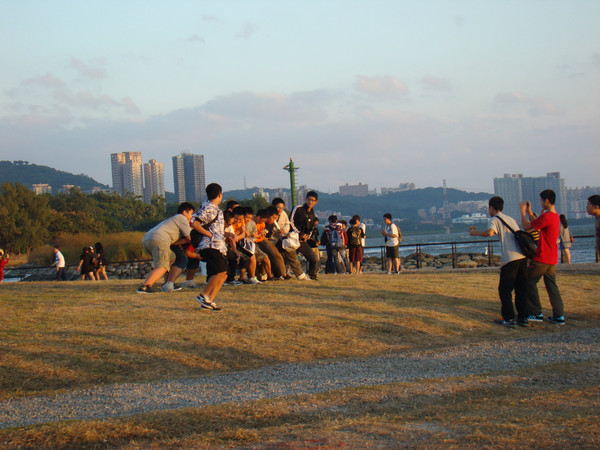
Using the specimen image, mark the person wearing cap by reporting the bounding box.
[0,249,8,282]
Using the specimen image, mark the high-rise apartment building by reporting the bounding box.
[143,159,165,203]
[111,152,143,197]
[494,172,567,219]
[172,152,206,203]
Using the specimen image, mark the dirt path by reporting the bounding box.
[1,327,599,429]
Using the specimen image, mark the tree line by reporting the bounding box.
[0,182,271,254]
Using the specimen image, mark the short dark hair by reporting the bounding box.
[272,197,285,206]
[266,205,278,217]
[206,183,222,200]
[256,208,268,219]
[306,191,318,200]
[328,215,337,223]
[232,206,245,217]
[352,214,361,221]
[383,213,392,220]
[244,206,254,215]
[588,195,600,208]
[177,202,195,214]
[350,218,357,226]
[488,196,504,212]
[225,200,239,211]
[540,189,556,205]
[224,210,234,222]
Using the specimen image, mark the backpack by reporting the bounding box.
[330,226,345,248]
[496,215,537,259]
[349,226,363,246]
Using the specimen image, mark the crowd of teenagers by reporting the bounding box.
[135,184,378,310]
[134,182,600,317]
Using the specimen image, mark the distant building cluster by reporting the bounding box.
[339,182,369,197]
[380,182,416,194]
[172,153,206,204]
[494,172,567,219]
[108,151,206,204]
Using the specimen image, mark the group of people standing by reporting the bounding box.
[50,243,108,281]
[469,191,600,327]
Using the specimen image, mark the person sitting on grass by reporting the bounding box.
[137,202,194,294]
[191,183,228,311]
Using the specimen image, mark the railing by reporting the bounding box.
[373,239,498,271]
[3,235,597,280]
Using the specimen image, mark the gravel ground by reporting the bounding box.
[1,327,599,429]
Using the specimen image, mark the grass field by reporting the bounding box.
[1,269,599,448]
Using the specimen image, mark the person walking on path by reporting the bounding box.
[51,245,67,281]
[520,190,565,325]
[470,196,528,327]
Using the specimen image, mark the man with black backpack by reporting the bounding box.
[470,196,528,327]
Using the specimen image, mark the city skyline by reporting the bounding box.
[1,2,599,193]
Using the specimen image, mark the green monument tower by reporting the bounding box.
[282,158,299,207]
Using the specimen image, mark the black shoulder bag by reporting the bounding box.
[495,215,537,259]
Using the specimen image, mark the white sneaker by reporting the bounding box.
[161,281,175,292]
[182,280,197,288]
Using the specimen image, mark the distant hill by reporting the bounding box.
[0,160,109,192]
[224,186,490,224]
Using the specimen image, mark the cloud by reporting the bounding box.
[185,34,205,44]
[202,91,327,125]
[420,74,452,91]
[236,23,257,39]
[23,74,65,89]
[494,91,563,116]
[355,76,408,98]
[455,16,465,28]
[69,58,107,79]
[201,14,219,22]
[592,53,600,65]
[1,85,597,193]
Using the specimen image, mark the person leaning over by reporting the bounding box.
[587,194,600,261]
[137,202,194,294]
[191,183,228,311]
[520,190,565,325]
[470,196,528,327]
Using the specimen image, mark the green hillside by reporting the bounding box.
[0,160,109,192]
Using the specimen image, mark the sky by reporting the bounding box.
[1,0,599,194]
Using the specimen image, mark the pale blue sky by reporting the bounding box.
[1,0,599,193]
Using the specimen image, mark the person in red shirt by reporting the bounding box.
[0,249,8,282]
[520,189,565,325]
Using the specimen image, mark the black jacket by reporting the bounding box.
[290,204,317,237]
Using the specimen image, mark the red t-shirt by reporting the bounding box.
[530,211,559,265]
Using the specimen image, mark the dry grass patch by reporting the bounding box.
[2,362,598,448]
[0,271,599,400]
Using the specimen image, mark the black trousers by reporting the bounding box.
[498,258,528,321]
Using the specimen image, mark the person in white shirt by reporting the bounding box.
[52,245,67,281]
[381,213,402,273]
[470,196,528,327]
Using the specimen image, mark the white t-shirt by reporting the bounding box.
[385,223,400,247]
[490,212,526,266]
